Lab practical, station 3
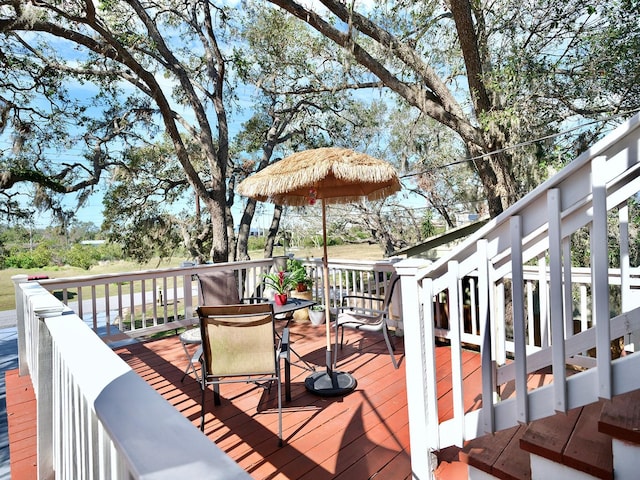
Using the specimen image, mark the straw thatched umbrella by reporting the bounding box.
[237,147,401,396]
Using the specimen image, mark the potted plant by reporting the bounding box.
[287,258,314,320]
[262,270,294,305]
[287,258,313,292]
[309,305,326,325]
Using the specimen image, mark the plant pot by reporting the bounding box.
[309,309,326,325]
[274,293,288,306]
[291,290,312,321]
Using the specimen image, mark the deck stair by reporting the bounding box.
[402,112,640,479]
[454,389,640,479]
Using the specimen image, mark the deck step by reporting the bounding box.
[455,397,623,479]
[459,424,530,480]
[598,389,640,444]
[598,389,640,479]
[521,399,612,479]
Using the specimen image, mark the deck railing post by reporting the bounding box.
[395,258,434,479]
[37,314,55,479]
[591,155,612,399]
[12,275,29,376]
[183,273,194,321]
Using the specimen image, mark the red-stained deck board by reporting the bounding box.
[562,400,612,479]
[7,321,488,480]
[519,405,582,463]
[598,389,640,444]
[5,369,37,479]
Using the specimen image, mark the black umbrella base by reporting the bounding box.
[305,370,357,397]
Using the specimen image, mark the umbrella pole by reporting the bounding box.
[304,200,357,397]
[321,199,332,374]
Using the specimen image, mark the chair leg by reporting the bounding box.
[277,372,283,447]
[181,345,202,383]
[180,340,192,383]
[386,326,396,351]
[200,382,206,431]
[382,326,399,369]
[285,358,291,402]
[213,384,221,406]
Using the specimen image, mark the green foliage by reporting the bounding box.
[101,140,208,263]
[287,258,312,289]
[421,211,437,238]
[63,244,101,270]
[104,212,183,264]
[1,241,126,270]
[301,235,323,248]
[95,243,124,262]
[247,235,266,252]
[262,270,295,294]
[4,243,53,269]
[347,227,371,241]
[326,236,343,247]
[4,0,639,260]
[0,222,125,269]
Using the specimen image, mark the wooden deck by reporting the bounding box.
[6,319,488,479]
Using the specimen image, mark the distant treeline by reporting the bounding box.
[1,223,124,270]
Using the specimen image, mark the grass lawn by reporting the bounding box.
[1,244,384,311]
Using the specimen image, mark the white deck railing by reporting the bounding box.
[31,257,401,344]
[397,112,640,478]
[37,258,274,341]
[12,276,251,479]
[12,257,401,479]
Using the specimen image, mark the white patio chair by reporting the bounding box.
[334,273,400,369]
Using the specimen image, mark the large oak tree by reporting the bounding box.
[1,0,234,261]
[265,0,640,217]
[2,0,638,261]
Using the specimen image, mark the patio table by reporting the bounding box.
[179,327,203,382]
[273,298,317,373]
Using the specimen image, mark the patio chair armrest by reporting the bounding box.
[339,295,383,310]
[339,305,387,313]
[338,297,388,315]
[341,295,384,303]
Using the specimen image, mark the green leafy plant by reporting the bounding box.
[262,270,295,294]
[286,258,313,291]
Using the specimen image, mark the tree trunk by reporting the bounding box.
[264,205,283,258]
[205,191,229,263]
[236,198,258,261]
[468,143,518,216]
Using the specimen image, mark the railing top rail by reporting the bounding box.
[35,257,400,291]
[38,258,274,288]
[457,265,640,282]
[300,257,400,270]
